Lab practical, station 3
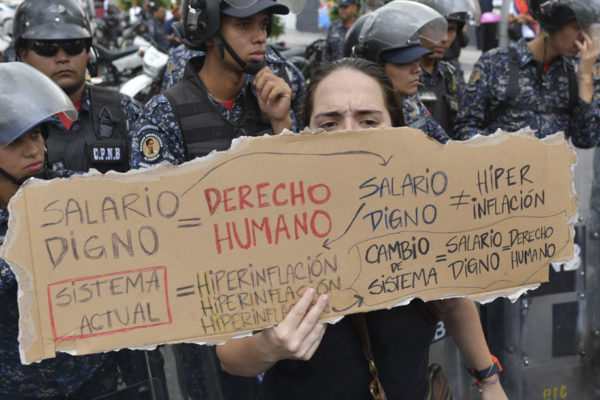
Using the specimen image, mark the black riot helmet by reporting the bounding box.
[352,1,447,64]
[13,0,92,51]
[174,0,289,51]
[528,0,600,33]
[413,0,481,29]
[172,0,289,74]
[0,62,76,185]
[343,13,369,58]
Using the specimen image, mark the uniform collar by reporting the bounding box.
[515,38,537,67]
[516,38,568,71]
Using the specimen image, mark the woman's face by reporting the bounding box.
[0,129,45,181]
[309,68,392,132]
[384,61,422,96]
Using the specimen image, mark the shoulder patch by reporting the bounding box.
[141,134,163,162]
[469,67,481,84]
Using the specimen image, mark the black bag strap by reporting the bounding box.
[350,314,388,400]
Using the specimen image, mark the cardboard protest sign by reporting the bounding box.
[1,128,577,364]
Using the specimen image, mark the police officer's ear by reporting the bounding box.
[17,47,28,62]
[204,35,215,48]
[87,45,99,77]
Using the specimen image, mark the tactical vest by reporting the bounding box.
[164,59,273,161]
[419,61,459,133]
[46,86,129,173]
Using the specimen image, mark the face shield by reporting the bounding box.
[0,63,76,148]
[449,0,481,25]
[416,0,481,25]
[360,1,447,51]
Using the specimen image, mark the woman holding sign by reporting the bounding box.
[216,57,508,400]
[0,62,120,398]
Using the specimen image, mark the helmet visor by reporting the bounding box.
[424,0,481,25]
[0,63,76,148]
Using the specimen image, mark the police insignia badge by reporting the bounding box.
[405,98,419,117]
[141,134,162,162]
[469,67,481,84]
[593,64,600,79]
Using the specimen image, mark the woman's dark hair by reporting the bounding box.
[301,57,405,128]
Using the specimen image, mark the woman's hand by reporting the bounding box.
[216,288,328,376]
[480,377,508,400]
[260,288,328,361]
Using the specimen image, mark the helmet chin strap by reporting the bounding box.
[0,156,49,186]
[215,32,266,75]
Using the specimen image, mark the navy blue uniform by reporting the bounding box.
[323,19,347,62]
[453,39,600,147]
[403,95,450,144]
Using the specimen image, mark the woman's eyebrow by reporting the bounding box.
[314,109,384,119]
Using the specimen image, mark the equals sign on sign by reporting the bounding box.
[178,217,203,228]
[435,254,447,262]
[176,285,196,297]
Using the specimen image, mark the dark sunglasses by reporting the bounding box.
[27,39,90,57]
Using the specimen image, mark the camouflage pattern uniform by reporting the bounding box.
[131,50,306,169]
[0,169,118,399]
[453,39,600,147]
[402,95,450,144]
[594,59,600,99]
[160,44,204,92]
[323,19,347,62]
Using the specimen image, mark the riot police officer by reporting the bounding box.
[344,0,450,143]
[130,0,297,169]
[414,0,481,134]
[0,62,120,399]
[13,0,140,173]
[453,0,600,147]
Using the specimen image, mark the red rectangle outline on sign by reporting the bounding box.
[46,266,172,343]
